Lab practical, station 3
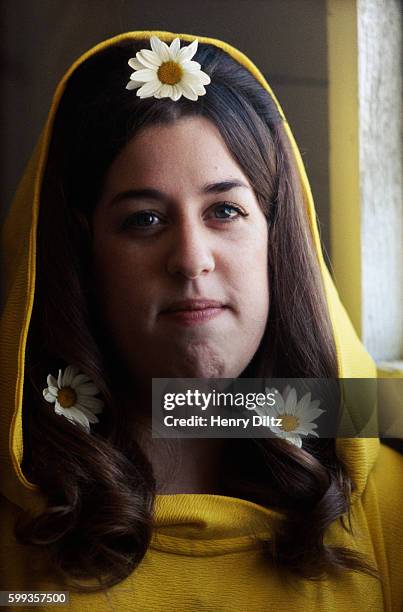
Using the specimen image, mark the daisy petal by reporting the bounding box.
[130,68,158,83]
[75,382,99,396]
[169,37,181,60]
[252,408,264,419]
[285,434,302,448]
[282,386,293,403]
[295,418,316,431]
[183,71,205,85]
[136,50,161,70]
[188,83,206,96]
[62,365,80,387]
[182,60,202,73]
[137,80,161,98]
[126,80,142,90]
[180,81,198,101]
[43,390,57,403]
[275,395,286,415]
[57,369,63,388]
[275,431,288,440]
[171,84,182,101]
[68,408,91,432]
[55,402,67,415]
[46,384,59,396]
[75,404,100,424]
[272,395,286,417]
[303,407,325,421]
[198,71,211,85]
[297,392,312,412]
[150,36,171,62]
[128,57,143,70]
[181,72,200,87]
[71,373,92,387]
[77,394,104,413]
[294,424,317,435]
[139,49,162,66]
[177,39,198,63]
[180,73,206,96]
[47,374,58,389]
[285,388,298,414]
[268,426,283,436]
[159,83,173,97]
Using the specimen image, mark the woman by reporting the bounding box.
[0,31,402,611]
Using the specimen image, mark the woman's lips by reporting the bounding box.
[160,306,226,326]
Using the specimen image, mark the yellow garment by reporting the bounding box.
[0,31,402,611]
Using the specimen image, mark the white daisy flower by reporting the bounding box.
[126,35,211,101]
[42,365,104,434]
[256,385,325,448]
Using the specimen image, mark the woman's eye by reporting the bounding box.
[211,202,247,222]
[122,211,162,230]
[121,203,248,232]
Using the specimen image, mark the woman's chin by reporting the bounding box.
[163,347,229,379]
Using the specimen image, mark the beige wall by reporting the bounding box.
[1,0,330,257]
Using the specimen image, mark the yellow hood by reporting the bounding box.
[0,30,379,518]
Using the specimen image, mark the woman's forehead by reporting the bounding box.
[101,116,252,195]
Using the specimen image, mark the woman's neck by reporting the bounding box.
[131,411,226,495]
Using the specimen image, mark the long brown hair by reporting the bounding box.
[17,39,378,591]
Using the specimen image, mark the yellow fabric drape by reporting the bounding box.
[1,31,401,611]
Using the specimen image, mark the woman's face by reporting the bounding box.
[92,116,269,382]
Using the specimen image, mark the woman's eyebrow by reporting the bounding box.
[109,179,251,206]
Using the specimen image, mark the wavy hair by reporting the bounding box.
[17,39,378,591]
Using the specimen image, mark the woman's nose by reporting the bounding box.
[166,222,215,279]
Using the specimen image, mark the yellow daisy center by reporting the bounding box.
[58,387,77,409]
[157,61,183,85]
[280,414,299,432]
